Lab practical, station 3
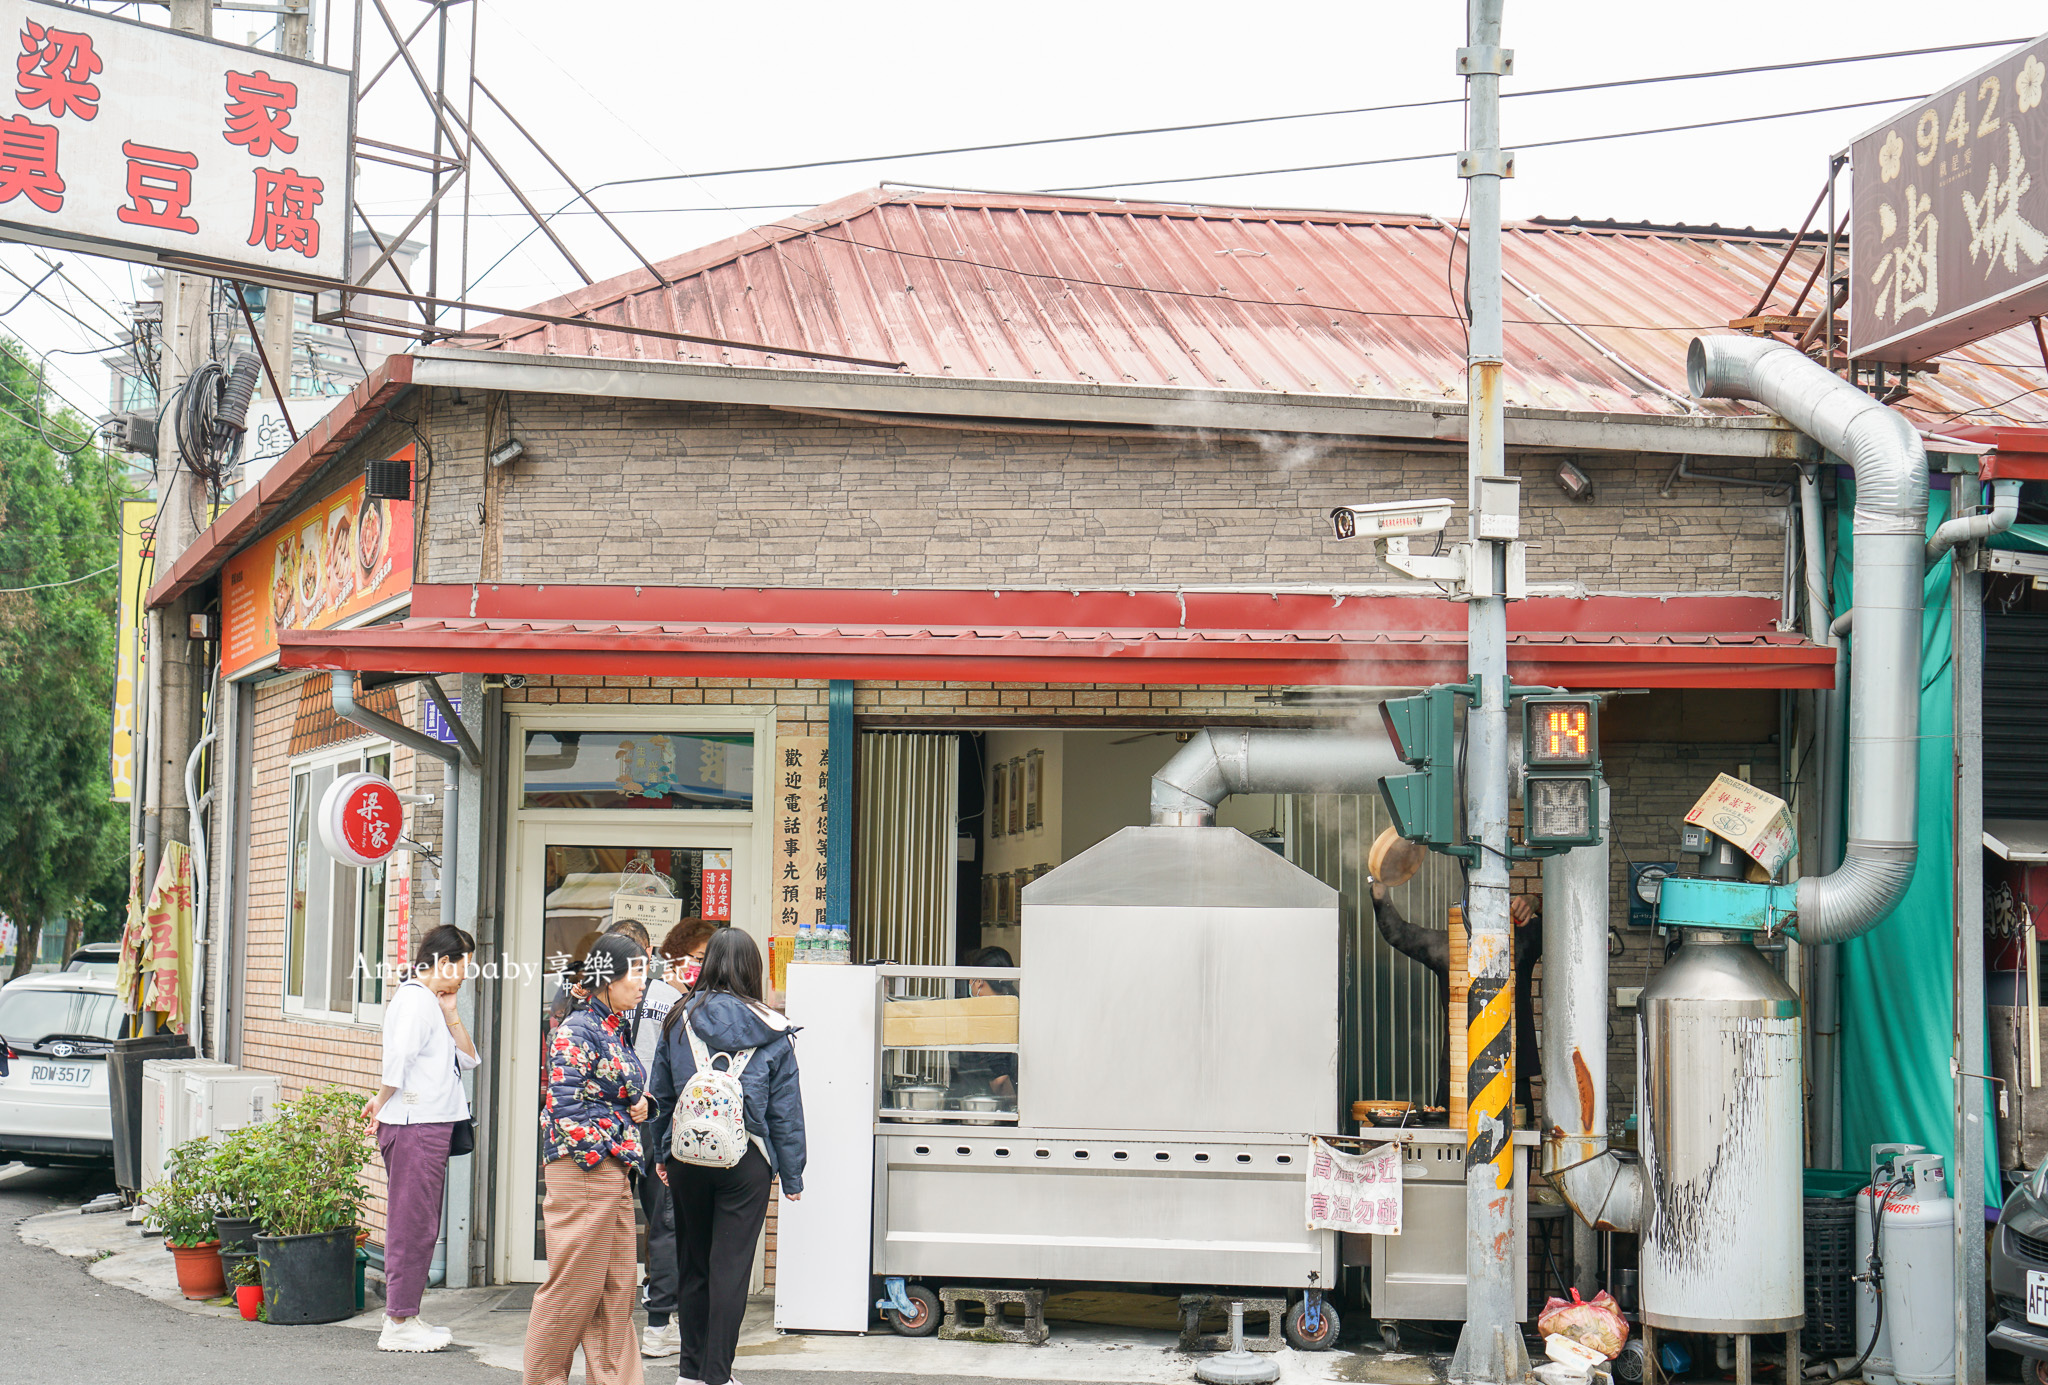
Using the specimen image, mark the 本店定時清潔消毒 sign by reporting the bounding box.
[1850,33,2048,362]
[0,0,352,286]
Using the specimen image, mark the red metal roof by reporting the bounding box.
[467,189,2048,428]
[277,584,1830,689]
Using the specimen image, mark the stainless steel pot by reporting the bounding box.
[892,1085,946,1111]
[960,1095,1003,1112]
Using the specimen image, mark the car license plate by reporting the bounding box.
[2029,1270,2048,1327]
[27,1061,91,1089]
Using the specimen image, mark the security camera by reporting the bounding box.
[1329,498,1456,541]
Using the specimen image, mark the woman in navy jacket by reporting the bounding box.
[648,928,806,1385]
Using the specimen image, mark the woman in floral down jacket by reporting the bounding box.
[524,934,650,1385]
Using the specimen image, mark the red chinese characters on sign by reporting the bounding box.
[117,142,199,234]
[15,23,99,122]
[222,70,297,157]
[703,850,733,921]
[249,168,321,257]
[339,778,403,866]
[0,115,60,211]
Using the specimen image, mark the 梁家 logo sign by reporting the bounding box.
[317,772,404,869]
[0,1,352,286]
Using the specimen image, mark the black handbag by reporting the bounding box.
[447,1048,474,1156]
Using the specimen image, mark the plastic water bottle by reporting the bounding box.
[795,921,814,963]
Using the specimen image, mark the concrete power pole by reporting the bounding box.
[139,0,216,926]
[1448,2,1524,1382]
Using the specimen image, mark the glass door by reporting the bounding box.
[501,821,752,1283]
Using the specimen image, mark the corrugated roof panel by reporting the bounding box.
[470,189,2048,427]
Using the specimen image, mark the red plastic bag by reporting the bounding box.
[1537,1290,1629,1360]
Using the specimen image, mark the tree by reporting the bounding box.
[0,341,129,979]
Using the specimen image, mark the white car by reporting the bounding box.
[0,972,119,1166]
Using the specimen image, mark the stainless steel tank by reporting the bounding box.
[1637,931,1804,1332]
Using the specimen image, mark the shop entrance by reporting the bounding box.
[501,823,753,1282]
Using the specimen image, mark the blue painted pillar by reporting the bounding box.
[826,680,854,940]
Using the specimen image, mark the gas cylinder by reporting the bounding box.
[1879,1154,1955,1385]
[1854,1143,1928,1385]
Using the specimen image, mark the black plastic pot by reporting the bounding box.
[255,1228,357,1325]
[214,1215,261,1253]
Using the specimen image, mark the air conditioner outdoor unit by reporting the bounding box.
[139,1059,231,1194]
[183,1068,280,1143]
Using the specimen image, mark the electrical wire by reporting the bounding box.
[461,39,2021,293]
[0,560,117,594]
[1046,94,1927,193]
[541,37,2032,193]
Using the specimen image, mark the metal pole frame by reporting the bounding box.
[1449,3,1523,1381]
[1952,477,1989,1385]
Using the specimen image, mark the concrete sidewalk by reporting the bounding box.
[19,1195,1424,1384]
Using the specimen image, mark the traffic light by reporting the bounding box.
[1378,685,1469,858]
[1521,695,1601,848]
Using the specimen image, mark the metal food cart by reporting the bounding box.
[774,826,1344,1343]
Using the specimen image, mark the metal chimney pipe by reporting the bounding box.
[1687,336,1927,943]
[1148,726,1409,825]
[1540,786,1641,1232]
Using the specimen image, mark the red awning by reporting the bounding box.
[277,585,1832,689]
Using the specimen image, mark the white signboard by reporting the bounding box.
[1306,1137,1403,1235]
[0,0,352,285]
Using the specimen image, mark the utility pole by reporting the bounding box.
[139,0,216,945]
[1449,2,1524,1382]
[256,0,309,398]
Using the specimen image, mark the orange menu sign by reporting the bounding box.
[220,445,415,679]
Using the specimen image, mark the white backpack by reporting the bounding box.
[668,1019,756,1169]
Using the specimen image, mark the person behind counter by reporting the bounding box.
[524,934,651,1385]
[1368,883,1542,1113]
[649,929,806,1385]
[964,946,1018,1100]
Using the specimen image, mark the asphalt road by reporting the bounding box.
[0,1163,1089,1385]
[0,1163,506,1385]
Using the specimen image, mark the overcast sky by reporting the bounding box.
[9,0,2045,432]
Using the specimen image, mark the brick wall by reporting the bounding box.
[414,392,1791,593]
[242,674,430,1243]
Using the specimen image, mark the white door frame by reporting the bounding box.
[496,706,773,1285]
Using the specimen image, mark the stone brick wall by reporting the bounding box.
[412,392,1791,594]
[241,674,430,1243]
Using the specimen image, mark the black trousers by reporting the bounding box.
[668,1145,773,1385]
[638,1150,677,1320]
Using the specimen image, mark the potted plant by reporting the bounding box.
[145,1135,226,1300]
[228,1254,264,1321]
[251,1087,371,1325]
[210,1121,269,1284]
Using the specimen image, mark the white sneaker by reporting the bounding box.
[642,1322,681,1357]
[377,1316,451,1352]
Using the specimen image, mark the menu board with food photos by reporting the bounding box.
[219,446,415,678]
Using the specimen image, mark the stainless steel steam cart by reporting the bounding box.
[780,827,1348,1347]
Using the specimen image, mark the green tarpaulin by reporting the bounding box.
[1834,481,1996,1203]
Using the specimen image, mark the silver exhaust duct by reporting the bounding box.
[1148,726,1409,825]
[1540,787,1641,1231]
[1687,336,1927,943]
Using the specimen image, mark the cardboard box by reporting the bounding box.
[1684,773,1798,877]
[881,995,1019,1047]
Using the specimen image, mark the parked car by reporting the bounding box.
[63,942,120,978]
[0,972,120,1166]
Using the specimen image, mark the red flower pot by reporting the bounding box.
[167,1240,227,1300]
[236,1284,263,1321]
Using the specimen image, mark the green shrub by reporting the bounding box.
[144,1135,220,1247]
[208,1122,270,1223]
[250,1087,371,1238]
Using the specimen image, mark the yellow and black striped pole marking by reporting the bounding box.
[1466,964,1514,1191]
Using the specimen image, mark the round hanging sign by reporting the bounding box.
[317,771,405,868]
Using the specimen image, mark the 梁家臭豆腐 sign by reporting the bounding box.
[0,0,352,286]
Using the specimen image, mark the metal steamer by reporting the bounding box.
[871,827,1341,1293]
